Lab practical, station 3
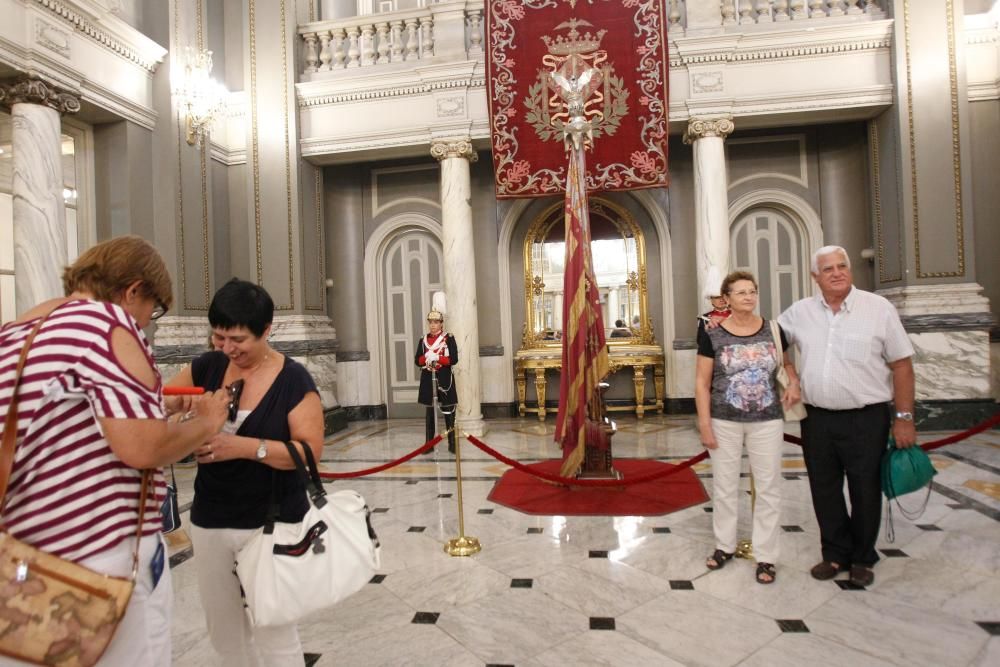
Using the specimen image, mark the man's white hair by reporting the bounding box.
[811,245,850,274]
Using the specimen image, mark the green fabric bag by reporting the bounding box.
[881,435,937,500]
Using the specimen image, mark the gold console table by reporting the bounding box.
[514,345,665,420]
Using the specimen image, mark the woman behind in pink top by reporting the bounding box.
[0,235,229,666]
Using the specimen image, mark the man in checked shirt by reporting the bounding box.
[779,245,917,588]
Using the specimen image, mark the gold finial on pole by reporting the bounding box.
[445,427,482,557]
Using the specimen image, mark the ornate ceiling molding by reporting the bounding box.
[298,76,486,108]
[33,0,166,73]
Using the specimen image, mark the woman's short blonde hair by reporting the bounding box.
[62,235,173,309]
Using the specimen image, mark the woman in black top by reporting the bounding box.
[168,279,324,666]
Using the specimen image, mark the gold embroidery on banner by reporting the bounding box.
[524,19,628,150]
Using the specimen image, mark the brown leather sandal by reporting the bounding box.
[756,562,776,584]
[706,549,734,570]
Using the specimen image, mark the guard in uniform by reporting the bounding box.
[415,306,458,453]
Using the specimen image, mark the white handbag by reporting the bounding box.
[235,442,381,627]
[769,320,807,422]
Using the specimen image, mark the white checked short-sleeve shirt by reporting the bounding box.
[778,286,914,410]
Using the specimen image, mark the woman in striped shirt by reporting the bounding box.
[0,235,229,666]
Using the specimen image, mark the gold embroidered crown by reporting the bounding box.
[541,19,606,56]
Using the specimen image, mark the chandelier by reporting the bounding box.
[176,47,227,148]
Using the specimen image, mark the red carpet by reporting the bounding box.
[487,459,708,517]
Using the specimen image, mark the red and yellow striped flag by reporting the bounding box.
[555,146,610,478]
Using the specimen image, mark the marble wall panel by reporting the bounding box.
[911,330,992,400]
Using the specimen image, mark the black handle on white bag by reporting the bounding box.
[282,441,327,508]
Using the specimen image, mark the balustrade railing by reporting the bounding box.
[300,0,886,78]
[667,0,885,32]
[298,1,484,78]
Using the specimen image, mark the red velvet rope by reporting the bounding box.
[314,411,999,484]
[783,411,1000,451]
[465,434,709,487]
[317,434,441,479]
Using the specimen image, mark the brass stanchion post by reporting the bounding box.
[735,473,756,559]
[444,427,481,557]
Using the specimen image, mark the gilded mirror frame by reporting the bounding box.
[521,197,656,349]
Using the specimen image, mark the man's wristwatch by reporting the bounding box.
[894,411,914,422]
[256,438,268,460]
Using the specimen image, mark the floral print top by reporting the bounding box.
[697,320,788,422]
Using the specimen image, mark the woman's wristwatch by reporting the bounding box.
[256,438,268,460]
[894,411,914,422]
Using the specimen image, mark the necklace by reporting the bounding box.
[230,352,270,383]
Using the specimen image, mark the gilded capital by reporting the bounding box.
[683,116,734,144]
[0,77,81,115]
[430,139,478,163]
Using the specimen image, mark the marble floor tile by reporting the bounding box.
[525,629,687,666]
[535,561,670,617]
[970,637,1000,667]
[618,590,781,667]
[866,557,1000,621]
[694,560,839,619]
[804,591,989,667]
[436,588,587,664]
[305,622,482,666]
[738,633,899,667]
[169,416,1000,666]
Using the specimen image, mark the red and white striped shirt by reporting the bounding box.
[0,299,166,562]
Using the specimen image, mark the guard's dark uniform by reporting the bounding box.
[415,332,458,452]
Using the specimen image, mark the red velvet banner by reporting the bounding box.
[486,0,669,198]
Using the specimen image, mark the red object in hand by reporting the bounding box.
[163,387,205,396]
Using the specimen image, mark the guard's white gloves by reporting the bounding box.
[424,351,439,366]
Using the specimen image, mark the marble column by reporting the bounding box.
[0,78,80,316]
[431,139,487,437]
[684,115,734,305]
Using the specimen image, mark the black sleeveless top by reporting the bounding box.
[190,351,319,529]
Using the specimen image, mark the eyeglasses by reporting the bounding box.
[150,301,168,320]
[728,289,758,298]
[226,379,245,422]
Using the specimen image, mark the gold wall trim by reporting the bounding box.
[869,120,901,283]
[174,0,210,312]
[906,0,966,279]
[200,141,210,307]
[305,166,325,311]
[249,0,263,286]
[249,0,295,309]
[280,0,295,311]
[942,0,965,277]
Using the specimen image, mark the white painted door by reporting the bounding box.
[382,230,443,418]
[730,207,806,320]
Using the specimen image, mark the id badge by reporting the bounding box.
[150,539,165,589]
